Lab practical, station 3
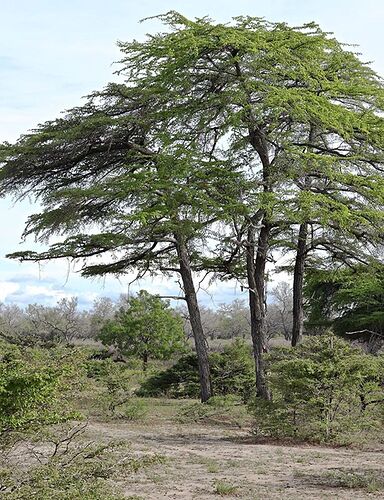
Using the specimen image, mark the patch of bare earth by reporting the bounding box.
[86,420,384,499]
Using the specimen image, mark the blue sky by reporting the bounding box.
[0,0,383,309]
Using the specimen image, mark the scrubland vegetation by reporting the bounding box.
[1,10,384,498]
[0,303,383,498]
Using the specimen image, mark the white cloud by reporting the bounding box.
[0,282,20,302]
[23,285,72,300]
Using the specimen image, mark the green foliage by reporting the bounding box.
[138,340,255,400]
[250,334,384,443]
[2,13,384,288]
[3,461,123,500]
[213,479,239,496]
[305,263,384,341]
[0,343,83,435]
[99,291,186,369]
[84,356,149,419]
[210,339,255,401]
[136,354,200,398]
[120,398,149,421]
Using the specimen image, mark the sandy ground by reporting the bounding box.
[85,420,384,499]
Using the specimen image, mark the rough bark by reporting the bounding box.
[246,223,271,400]
[246,127,272,400]
[291,222,308,346]
[175,234,212,402]
[291,125,316,346]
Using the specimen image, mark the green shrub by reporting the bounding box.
[0,343,84,436]
[136,354,200,398]
[210,339,255,401]
[3,462,124,500]
[120,398,149,421]
[213,479,239,496]
[250,334,384,443]
[137,340,255,400]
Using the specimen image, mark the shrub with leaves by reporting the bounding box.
[0,342,83,437]
[138,340,255,400]
[250,334,384,443]
[136,354,200,398]
[85,357,149,419]
[1,422,165,499]
[210,339,255,401]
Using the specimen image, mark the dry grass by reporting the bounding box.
[3,397,383,499]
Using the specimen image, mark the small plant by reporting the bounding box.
[250,334,384,443]
[120,398,149,421]
[89,359,147,419]
[194,457,220,473]
[213,479,238,496]
[324,469,384,492]
[206,459,220,474]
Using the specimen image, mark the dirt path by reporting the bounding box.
[87,421,384,499]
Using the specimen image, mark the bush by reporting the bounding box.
[1,421,165,498]
[250,334,384,443]
[210,339,255,401]
[0,342,84,436]
[137,340,255,400]
[120,398,149,421]
[136,354,200,398]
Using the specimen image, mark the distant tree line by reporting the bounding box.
[0,297,114,346]
[0,282,293,346]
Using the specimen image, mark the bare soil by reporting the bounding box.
[85,419,384,499]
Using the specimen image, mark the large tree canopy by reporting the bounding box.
[1,11,384,400]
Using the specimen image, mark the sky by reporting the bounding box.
[0,0,383,309]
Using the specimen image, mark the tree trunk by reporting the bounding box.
[246,223,271,400]
[291,222,308,346]
[175,234,212,403]
[246,127,272,400]
[142,351,148,371]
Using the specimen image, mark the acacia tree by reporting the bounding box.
[175,15,384,356]
[0,52,245,401]
[2,12,384,400]
[0,112,232,401]
[139,14,384,394]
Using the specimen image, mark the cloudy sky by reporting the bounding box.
[1,0,383,309]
